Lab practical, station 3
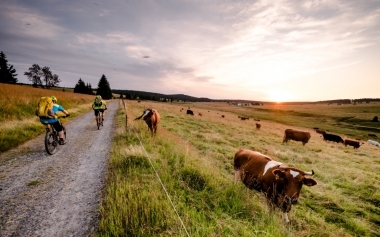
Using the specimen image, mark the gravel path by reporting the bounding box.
[0,100,118,237]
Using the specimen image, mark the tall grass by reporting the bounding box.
[98,100,380,236]
[0,83,95,153]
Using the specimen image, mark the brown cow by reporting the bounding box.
[344,139,364,149]
[234,149,317,223]
[255,123,261,129]
[134,108,160,136]
[283,129,311,145]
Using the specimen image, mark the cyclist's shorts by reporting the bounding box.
[94,109,105,116]
[44,121,63,132]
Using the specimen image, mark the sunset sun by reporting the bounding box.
[267,89,295,103]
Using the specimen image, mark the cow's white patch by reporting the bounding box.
[263,160,282,176]
[290,170,299,178]
[141,110,150,119]
[283,212,290,223]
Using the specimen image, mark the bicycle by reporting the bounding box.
[96,111,103,130]
[45,116,67,155]
[95,108,106,130]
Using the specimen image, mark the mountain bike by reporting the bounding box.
[95,108,106,130]
[45,116,67,155]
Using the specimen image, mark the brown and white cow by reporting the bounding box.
[134,108,160,136]
[283,129,311,145]
[344,139,364,149]
[234,149,317,223]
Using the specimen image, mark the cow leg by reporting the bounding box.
[282,212,290,223]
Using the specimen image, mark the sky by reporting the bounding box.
[1,0,380,102]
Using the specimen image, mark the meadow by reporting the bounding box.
[0,83,95,154]
[98,100,380,237]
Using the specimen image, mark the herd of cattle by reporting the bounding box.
[134,107,379,224]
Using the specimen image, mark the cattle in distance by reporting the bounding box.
[134,108,160,136]
[283,129,311,145]
[344,139,364,149]
[234,149,317,223]
[368,140,380,147]
[255,123,261,129]
[186,109,194,115]
[322,133,344,143]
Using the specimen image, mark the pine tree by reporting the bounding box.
[86,83,94,95]
[96,74,112,99]
[74,78,87,93]
[0,51,18,83]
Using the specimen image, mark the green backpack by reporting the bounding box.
[36,97,55,117]
[94,97,102,107]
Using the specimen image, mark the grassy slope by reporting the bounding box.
[0,83,95,153]
[98,100,380,237]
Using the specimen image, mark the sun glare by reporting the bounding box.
[267,89,295,103]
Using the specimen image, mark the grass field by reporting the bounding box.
[0,83,95,153]
[98,100,380,237]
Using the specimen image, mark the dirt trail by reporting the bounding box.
[0,101,118,237]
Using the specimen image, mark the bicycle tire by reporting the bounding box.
[63,126,67,142]
[97,115,101,130]
[45,130,57,155]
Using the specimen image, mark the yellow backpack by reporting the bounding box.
[35,97,55,117]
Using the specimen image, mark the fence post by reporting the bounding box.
[122,99,128,130]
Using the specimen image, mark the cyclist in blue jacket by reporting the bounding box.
[39,96,70,145]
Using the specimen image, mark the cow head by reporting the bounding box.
[272,168,317,209]
[134,108,153,121]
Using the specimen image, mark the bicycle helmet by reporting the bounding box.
[96,95,102,100]
[50,95,57,102]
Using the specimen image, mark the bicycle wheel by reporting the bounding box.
[97,115,101,130]
[45,130,57,155]
[63,126,67,142]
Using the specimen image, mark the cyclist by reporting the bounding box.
[39,96,70,145]
[92,95,107,123]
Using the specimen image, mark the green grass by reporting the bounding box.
[98,100,380,236]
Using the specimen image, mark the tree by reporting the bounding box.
[24,64,42,86]
[74,79,94,95]
[86,83,94,95]
[41,66,61,88]
[74,78,87,93]
[0,51,18,83]
[24,64,60,88]
[96,74,112,99]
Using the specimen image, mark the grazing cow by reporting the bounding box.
[240,117,249,120]
[368,140,380,147]
[322,133,344,143]
[198,112,202,116]
[256,123,261,129]
[221,115,225,118]
[134,108,160,136]
[234,149,317,223]
[186,109,194,115]
[254,119,260,121]
[368,133,378,138]
[344,139,364,149]
[283,129,311,145]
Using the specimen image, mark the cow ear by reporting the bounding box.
[272,169,285,179]
[303,178,317,186]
